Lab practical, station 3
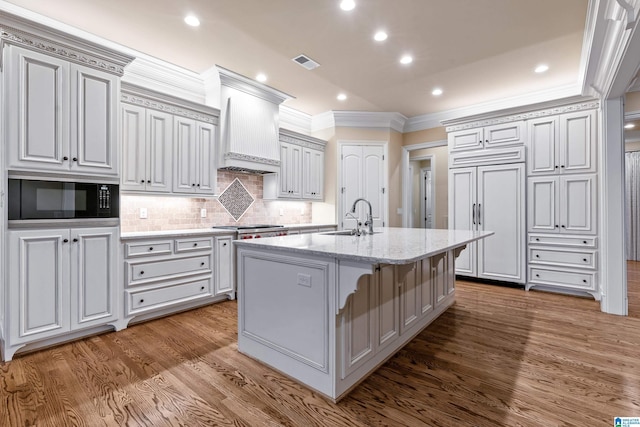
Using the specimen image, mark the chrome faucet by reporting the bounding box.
[351,198,374,234]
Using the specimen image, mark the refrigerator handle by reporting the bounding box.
[472,203,476,225]
[478,203,482,226]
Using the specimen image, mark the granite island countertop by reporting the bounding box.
[233,227,494,264]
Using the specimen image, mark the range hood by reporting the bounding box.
[217,66,293,174]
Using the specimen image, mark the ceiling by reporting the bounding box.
[4,0,589,118]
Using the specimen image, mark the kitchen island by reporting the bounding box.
[235,227,493,401]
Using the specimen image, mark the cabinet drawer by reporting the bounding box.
[529,267,596,291]
[126,278,212,314]
[528,234,597,248]
[529,248,596,269]
[175,237,213,253]
[128,255,211,284]
[125,240,173,258]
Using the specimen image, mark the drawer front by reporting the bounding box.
[128,255,211,284]
[529,248,596,269]
[529,267,596,291]
[126,278,212,315]
[528,234,597,248]
[175,237,213,253]
[125,240,173,258]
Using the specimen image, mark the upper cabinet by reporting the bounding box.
[263,129,327,201]
[448,121,525,152]
[2,21,134,178]
[528,110,597,175]
[120,84,220,195]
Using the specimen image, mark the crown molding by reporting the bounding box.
[0,8,133,75]
[279,128,327,151]
[331,111,407,133]
[216,65,293,105]
[121,82,219,124]
[279,106,313,135]
[311,111,336,132]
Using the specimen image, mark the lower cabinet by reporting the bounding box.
[341,251,454,379]
[122,232,235,322]
[4,226,119,361]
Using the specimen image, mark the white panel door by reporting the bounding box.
[341,145,364,230]
[362,146,385,228]
[6,45,70,171]
[196,121,216,194]
[528,116,559,175]
[477,163,526,283]
[528,176,559,233]
[70,227,118,329]
[173,117,197,193]
[70,64,118,175]
[559,110,596,174]
[448,167,477,276]
[121,104,146,191]
[147,110,173,192]
[560,174,596,234]
[9,229,70,344]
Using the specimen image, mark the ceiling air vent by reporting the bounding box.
[292,54,320,70]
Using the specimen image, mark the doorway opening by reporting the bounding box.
[408,158,434,228]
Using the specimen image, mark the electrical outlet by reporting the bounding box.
[201,208,207,218]
[140,207,148,219]
[297,273,311,287]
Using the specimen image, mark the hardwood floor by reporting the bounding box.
[628,260,640,318]
[2,280,639,426]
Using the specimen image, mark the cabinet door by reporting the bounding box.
[484,121,525,149]
[559,110,596,174]
[173,117,197,193]
[419,258,434,317]
[528,116,559,175]
[70,64,118,175]
[279,142,302,198]
[147,110,173,192]
[5,45,70,172]
[398,263,420,335]
[432,252,450,307]
[70,227,118,329]
[215,236,234,295]
[8,229,71,344]
[302,147,324,200]
[449,128,483,152]
[121,104,146,191]
[377,264,399,351]
[560,174,596,234]
[196,122,216,194]
[341,274,376,379]
[477,163,526,283]
[528,176,559,233]
[448,167,477,276]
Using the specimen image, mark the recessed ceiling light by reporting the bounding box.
[337,93,347,101]
[184,14,200,27]
[374,31,388,42]
[256,73,267,82]
[400,55,413,65]
[535,64,549,73]
[432,88,443,96]
[625,123,635,129]
[340,0,356,11]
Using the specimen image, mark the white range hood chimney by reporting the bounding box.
[216,66,293,174]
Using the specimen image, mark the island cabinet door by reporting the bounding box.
[341,274,376,379]
[399,262,421,335]
[377,264,399,351]
[433,252,452,307]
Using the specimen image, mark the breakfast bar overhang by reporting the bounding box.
[235,227,493,401]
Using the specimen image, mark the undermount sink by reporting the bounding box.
[320,230,381,236]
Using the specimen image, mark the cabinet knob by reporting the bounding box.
[555,225,559,228]
[73,238,78,242]
[63,238,69,243]
[583,241,587,244]
[535,274,540,277]
[201,262,205,266]
[535,254,540,258]
[140,179,145,183]
[201,286,205,291]
[63,156,69,161]
[223,242,227,246]
[485,139,488,143]
[583,258,587,262]
[140,299,144,303]
[149,247,153,251]
[555,165,559,169]
[561,225,566,228]
[72,157,78,162]
[197,183,200,187]
[583,279,587,283]
[140,271,145,275]
[193,243,198,247]
[561,165,565,168]
[147,180,151,184]
[535,238,540,241]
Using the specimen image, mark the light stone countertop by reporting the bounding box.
[234,227,494,264]
[120,228,236,240]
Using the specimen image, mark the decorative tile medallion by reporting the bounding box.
[218,178,255,221]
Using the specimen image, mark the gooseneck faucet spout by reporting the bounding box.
[351,198,374,234]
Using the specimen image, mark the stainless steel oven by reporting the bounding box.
[8,178,119,221]
[214,224,288,239]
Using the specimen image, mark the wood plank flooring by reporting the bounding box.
[628,260,640,318]
[2,280,639,426]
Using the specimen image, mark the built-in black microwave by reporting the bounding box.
[8,179,119,220]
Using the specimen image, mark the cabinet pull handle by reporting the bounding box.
[472,203,476,225]
[72,157,78,162]
[63,239,69,243]
[73,238,78,242]
[478,204,481,226]
[140,271,145,275]
[63,156,69,161]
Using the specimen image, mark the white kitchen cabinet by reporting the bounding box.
[449,163,526,283]
[263,130,327,201]
[5,45,118,177]
[215,236,234,297]
[528,174,596,235]
[4,227,119,361]
[121,104,172,192]
[448,121,525,152]
[528,110,596,175]
[173,117,217,195]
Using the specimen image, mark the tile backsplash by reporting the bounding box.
[120,171,312,232]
